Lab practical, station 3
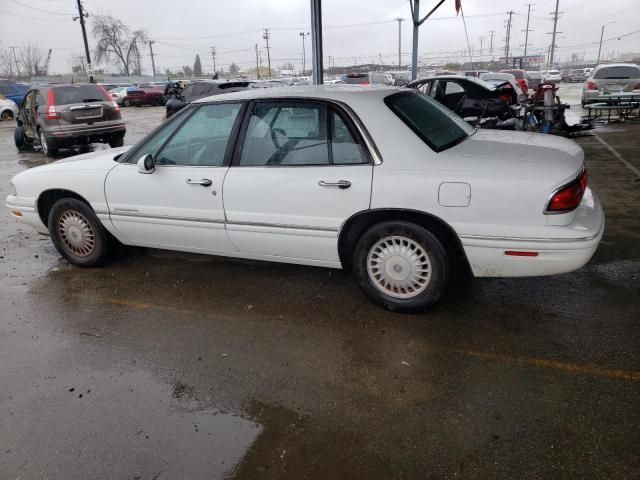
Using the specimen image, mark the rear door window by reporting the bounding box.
[53,85,105,104]
[594,66,640,79]
[0,85,17,95]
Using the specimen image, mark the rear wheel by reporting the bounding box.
[14,126,32,151]
[38,129,57,157]
[123,97,131,107]
[108,135,124,148]
[1,110,14,121]
[352,221,450,313]
[48,198,110,267]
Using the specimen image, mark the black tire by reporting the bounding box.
[38,129,57,157]
[123,98,131,107]
[1,110,14,121]
[352,221,450,313]
[48,198,110,267]
[108,135,124,148]
[14,125,31,151]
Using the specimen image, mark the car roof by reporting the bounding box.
[193,84,400,104]
[594,63,639,69]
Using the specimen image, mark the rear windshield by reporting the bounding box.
[594,66,640,79]
[53,85,105,104]
[503,70,524,79]
[385,91,474,153]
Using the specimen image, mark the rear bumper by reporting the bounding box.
[461,190,605,277]
[45,121,126,144]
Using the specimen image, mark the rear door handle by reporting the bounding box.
[186,178,212,187]
[318,180,351,189]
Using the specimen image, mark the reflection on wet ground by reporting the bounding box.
[2,93,640,479]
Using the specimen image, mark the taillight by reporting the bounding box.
[47,89,59,120]
[634,83,640,90]
[586,81,598,90]
[546,169,588,213]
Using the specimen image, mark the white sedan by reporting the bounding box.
[0,97,18,121]
[6,86,604,312]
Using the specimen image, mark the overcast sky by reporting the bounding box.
[1,0,639,75]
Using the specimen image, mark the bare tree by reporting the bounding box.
[68,54,87,76]
[0,49,15,77]
[19,43,46,77]
[92,15,147,76]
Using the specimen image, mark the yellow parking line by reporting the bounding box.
[445,347,640,382]
[81,295,640,383]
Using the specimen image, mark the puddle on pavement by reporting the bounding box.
[1,368,261,479]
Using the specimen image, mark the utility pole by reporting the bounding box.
[523,3,534,56]
[262,28,272,78]
[210,47,217,75]
[9,46,20,79]
[547,0,562,66]
[134,39,142,76]
[146,41,157,81]
[597,22,616,65]
[255,44,260,80]
[74,0,94,83]
[396,18,404,69]
[479,36,484,63]
[299,32,310,75]
[488,30,496,59]
[504,11,514,59]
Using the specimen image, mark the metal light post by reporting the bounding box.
[299,32,310,75]
[597,21,616,65]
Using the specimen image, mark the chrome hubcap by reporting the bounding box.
[57,211,95,257]
[367,236,432,299]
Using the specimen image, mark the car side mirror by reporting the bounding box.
[137,154,155,174]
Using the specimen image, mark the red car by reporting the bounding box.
[116,87,164,107]
[500,69,529,95]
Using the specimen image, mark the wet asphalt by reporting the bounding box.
[1,85,639,479]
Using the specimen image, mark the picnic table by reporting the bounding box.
[585,92,640,123]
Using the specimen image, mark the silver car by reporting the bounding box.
[582,63,640,105]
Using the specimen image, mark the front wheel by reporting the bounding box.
[48,198,111,267]
[123,98,131,107]
[352,221,450,313]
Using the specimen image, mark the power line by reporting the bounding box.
[0,9,69,22]
[9,0,74,16]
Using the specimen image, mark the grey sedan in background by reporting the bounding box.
[582,63,640,105]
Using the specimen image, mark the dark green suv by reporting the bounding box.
[14,83,126,157]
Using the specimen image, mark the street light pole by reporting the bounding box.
[299,32,310,75]
[597,21,616,65]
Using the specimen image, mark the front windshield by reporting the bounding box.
[385,91,474,153]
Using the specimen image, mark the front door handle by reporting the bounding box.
[186,178,212,187]
[318,180,351,189]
